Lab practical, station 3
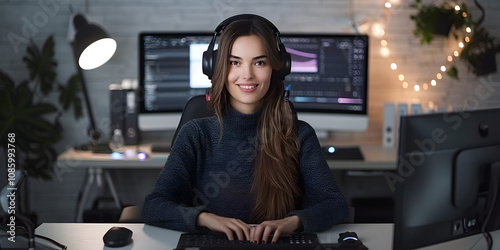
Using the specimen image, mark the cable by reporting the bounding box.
[35,234,68,249]
[481,164,500,250]
[473,0,485,27]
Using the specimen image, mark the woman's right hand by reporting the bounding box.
[196,212,252,241]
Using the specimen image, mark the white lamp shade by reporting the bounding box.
[78,38,117,70]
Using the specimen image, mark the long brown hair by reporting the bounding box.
[208,16,302,223]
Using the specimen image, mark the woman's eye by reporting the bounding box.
[255,61,265,66]
[230,61,240,66]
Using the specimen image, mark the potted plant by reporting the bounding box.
[460,26,500,76]
[410,0,472,44]
[0,35,83,180]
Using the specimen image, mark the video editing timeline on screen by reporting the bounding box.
[281,35,368,113]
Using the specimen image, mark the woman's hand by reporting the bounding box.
[196,212,252,241]
[250,215,302,243]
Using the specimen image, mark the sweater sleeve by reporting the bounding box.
[141,121,207,232]
[287,121,349,232]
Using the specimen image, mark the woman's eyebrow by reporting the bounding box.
[229,55,268,60]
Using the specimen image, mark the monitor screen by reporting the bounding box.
[392,108,500,249]
[138,32,369,132]
[281,34,369,132]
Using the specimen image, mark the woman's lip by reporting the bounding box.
[237,84,259,92]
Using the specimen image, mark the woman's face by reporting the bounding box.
[225,34,272,114]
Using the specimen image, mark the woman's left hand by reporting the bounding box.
[249,215,302,244]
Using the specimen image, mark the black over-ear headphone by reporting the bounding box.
[202,14,292,81]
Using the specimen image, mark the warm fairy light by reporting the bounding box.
[380,47,390,58]
[372,23,385,37]
[377,1,464,92]
[466,27,472,33]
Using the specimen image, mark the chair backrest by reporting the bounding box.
[171,95,215,147]
[170,95,298,148]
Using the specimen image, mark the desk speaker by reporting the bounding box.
[124,90,140,145]
[383,103,395,148]
[110,84,125,136]
[110,85,140,145]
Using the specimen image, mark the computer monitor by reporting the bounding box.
[138,32,369,133]
[392,108,500,250]
[138,32,213,131]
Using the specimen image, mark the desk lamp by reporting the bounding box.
[71,13,117,152]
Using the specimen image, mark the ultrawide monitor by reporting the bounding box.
[138,32,369,133]
[392,108,500,249]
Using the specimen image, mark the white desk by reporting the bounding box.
[56,144,396,222]
[57,143,396,170]
[34,223,498,250]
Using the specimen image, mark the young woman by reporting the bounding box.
[142,14,349,244]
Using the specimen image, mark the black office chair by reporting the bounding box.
[171,95,215,148]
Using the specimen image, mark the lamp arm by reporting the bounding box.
[72,43,102,146]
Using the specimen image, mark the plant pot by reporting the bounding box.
[467,48,497,76]
[432,14,453,36]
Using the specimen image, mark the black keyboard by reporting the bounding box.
[176,232,322,249]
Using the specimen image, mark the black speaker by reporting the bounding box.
[202,14,291,80]
[109,84,125,136]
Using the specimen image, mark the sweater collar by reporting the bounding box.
[222,106,261,130]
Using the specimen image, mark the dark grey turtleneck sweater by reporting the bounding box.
[142,108,348,233]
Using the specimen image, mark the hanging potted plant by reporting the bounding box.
[460,26,500,76]
[410,0,471,44]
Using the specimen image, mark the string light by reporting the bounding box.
[370,1,472,92]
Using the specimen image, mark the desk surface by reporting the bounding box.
[57,144,397,170]
[34,223,498,250]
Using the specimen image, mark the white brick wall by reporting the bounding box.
[1,0,500,223]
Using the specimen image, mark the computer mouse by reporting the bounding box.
[338,231,362,247]
[103,226,133,247]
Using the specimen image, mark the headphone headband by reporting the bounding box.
[202,14,291,81]
[214,14,281,36]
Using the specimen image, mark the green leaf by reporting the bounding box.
[22,42,41,81]
[446,66,459,79]
[22,35,58,96]
[58,73,83,119]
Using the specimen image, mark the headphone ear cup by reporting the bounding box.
[202,49,214,80]
[277,43,291,80]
